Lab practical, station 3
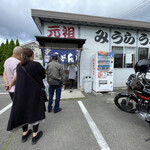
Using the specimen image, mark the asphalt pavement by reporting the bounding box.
[1,76,150,150]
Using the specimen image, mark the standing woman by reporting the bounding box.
[7,48,46,145]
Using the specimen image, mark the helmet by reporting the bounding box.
[134,59,150,73]
[51,53,59,60]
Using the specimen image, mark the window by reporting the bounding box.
[112,47,123,68]
[138,48,148,61]
[112,46,135,68]
[35,53,38,57]
[124,47,135,68]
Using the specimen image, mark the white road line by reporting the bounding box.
[0,93,9,95]
[0,103,12,115]
[78,101,111,150]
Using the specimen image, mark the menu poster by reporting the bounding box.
[98,71,107,78]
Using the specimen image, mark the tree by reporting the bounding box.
[8,39,15,58]
[0,39,20,75]
[0,43,5,57]
[16,39,20,46]
[0,43,5,75]
[4,39,9,60]
[0,43,3,59]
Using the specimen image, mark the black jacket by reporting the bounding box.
[7,61,46,131]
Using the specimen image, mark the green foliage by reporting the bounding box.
[39,54,43,60]
[16,39,20,46]
[4,39,9,60]
[8,39,15,57]
[0,43,5,75]
[0,39,20,75]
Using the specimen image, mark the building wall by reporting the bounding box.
[113,68,134,87]
[42,22,150,88]
[79,27,150,87]
[80,26,110,87]
[21,42,41,60]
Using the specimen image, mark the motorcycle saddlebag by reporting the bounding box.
[129,77,142,90]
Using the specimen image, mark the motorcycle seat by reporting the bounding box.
[144,79,150,85]
[142,89,150,96]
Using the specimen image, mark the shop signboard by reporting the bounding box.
[42,48,79,64]
[44,23,78,38]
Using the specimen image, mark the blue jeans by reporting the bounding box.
[48,81,62,112]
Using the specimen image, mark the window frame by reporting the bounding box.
[112,46,136,68]
[138,47,149,61]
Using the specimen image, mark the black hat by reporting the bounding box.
[51,53,59,60]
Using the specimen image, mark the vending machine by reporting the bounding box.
[91,51,114,92]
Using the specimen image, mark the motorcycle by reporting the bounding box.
[114,59,150,124]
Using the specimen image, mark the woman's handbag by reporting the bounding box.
[22,66,48,102]
[49,80,60,86]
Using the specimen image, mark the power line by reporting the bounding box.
[118,0,150,18]
[126,1,150,18]
[119,0,148,18]
[122,0,149,16]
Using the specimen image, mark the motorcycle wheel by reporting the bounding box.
[114,94,136,113]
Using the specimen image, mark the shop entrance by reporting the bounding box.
[35,36,86,89]
[43,48,80,90]
[63,63,78,90]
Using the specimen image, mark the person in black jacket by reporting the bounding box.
[7,48,47,145]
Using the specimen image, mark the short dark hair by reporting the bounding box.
[51,53,58,60]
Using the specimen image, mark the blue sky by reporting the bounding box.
[0,0,150,45]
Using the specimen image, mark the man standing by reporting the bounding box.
[67,64,77,92]
[46,53,63,113]
[3,46,23,100]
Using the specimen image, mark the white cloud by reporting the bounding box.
[0,0,149,44]
[0,37,6,45]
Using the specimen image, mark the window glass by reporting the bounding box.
[112,46,123,68]
[138,48,148,61]
[124,47,135,68]
[112,46,135,68]
[36,53,38,57]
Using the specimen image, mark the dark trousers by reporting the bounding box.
[22,124,39,133]
[9,92,14,101]
[69,79,74,89]
[48,82,62,112]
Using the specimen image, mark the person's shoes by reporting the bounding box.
[54,108,62,113]
[32,131,43,145]
[22,129,32,143]
[48,109,52,113]
[48,107,53,113]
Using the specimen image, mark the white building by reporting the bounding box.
[31,9,150,90]
[21,41,42,60]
